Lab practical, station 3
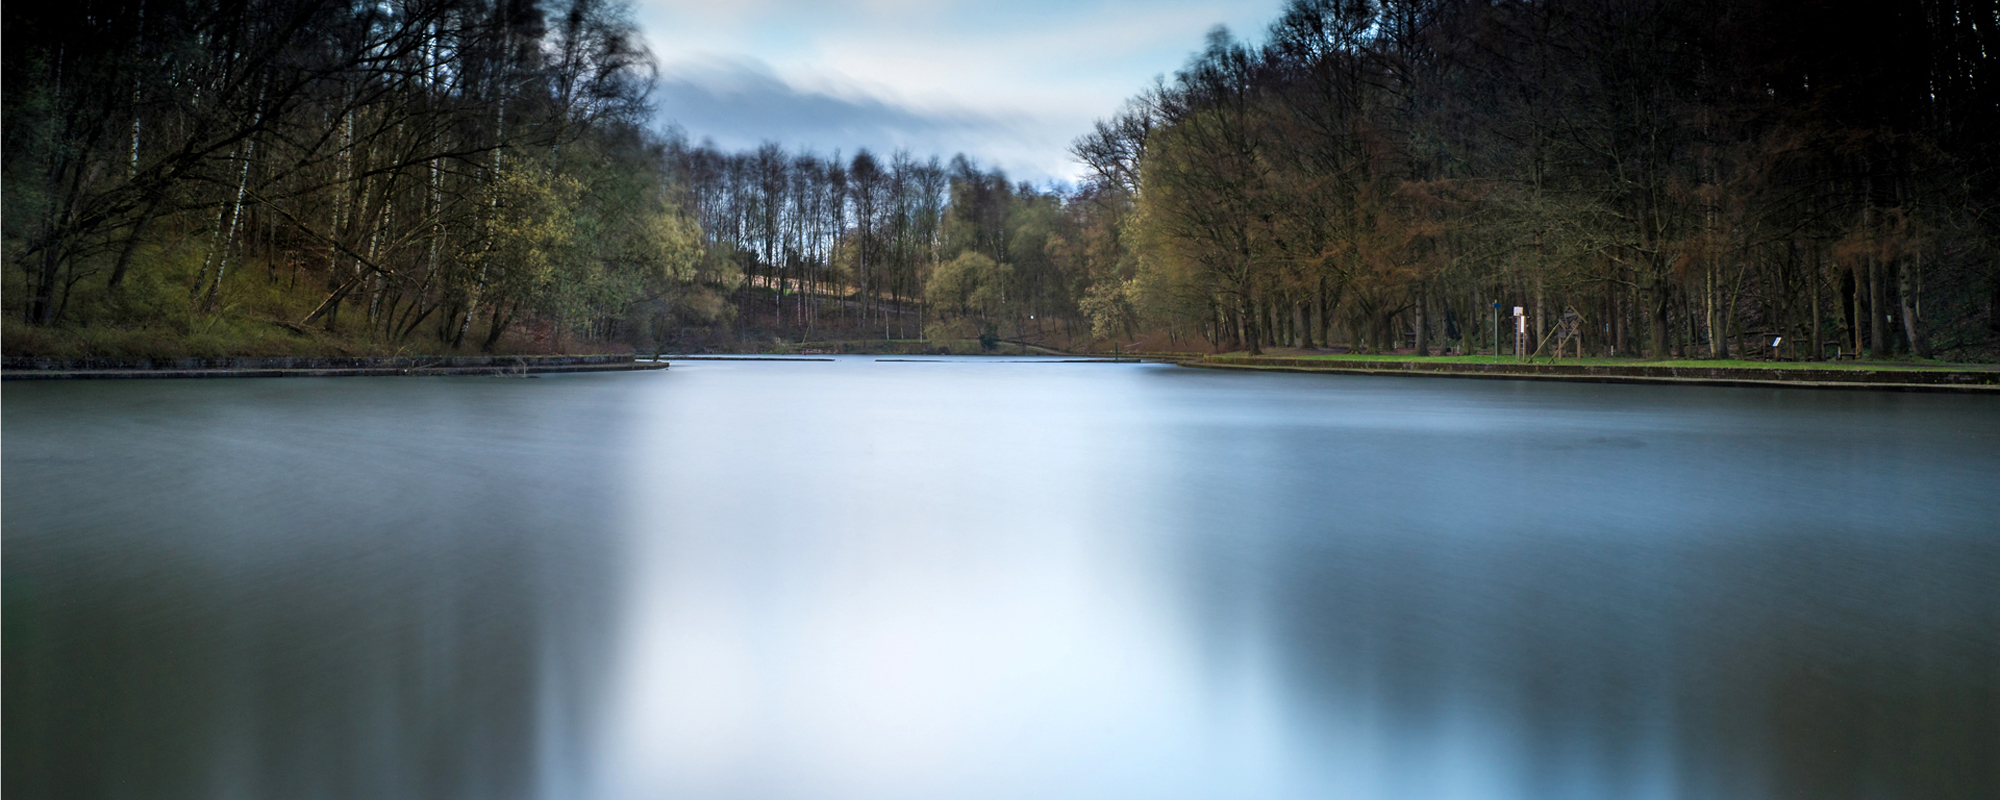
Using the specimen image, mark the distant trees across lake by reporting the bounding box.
[7,0,1995,360]
[660,140,1094,349]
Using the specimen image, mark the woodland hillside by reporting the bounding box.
[7,0,1996,360]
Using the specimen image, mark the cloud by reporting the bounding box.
[656,57,993,146]
[631,1,1287,183]
[653,57,1072,183]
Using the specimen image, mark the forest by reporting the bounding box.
[6,0,1997,360]
[1079,0,1999,361]
[661,139,1091,350]
[4,0,721,356]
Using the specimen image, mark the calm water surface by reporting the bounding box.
[6,359,1997,800]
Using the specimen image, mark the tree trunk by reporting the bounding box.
[1898,256,1931,358]
[1614,287,1628,356]
[1808,242,1822,360]
[1533,278,1546,347]
[1242,294,1261,355]
[28,241,63,324]
[1705,261,1722,358]
[106,202,162,291]
[1850,262,1864,356]
[1316,276,1331,347]
[1869,255,1888,357]
[481,302,514,352]
[1414,292,1429,356]
[203,138,257,311]
[1262,300,1277,348]
[1648,281,1669,359]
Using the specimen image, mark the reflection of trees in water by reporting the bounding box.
[1162,415,1997,800]
[3,381,631,800]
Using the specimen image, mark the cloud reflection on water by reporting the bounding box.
[5,362,1995,800]
[592,360,1999,800]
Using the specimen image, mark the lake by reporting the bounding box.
[6,358,1996,800]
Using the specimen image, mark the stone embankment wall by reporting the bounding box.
[2,355,659,380]
[1196,355,2000,391]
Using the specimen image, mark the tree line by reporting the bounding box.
[11,0,1992,360]
[663,138,1089,348]
[5,0,728,352]
[676,0,1999,360]
[2,0,1103,354]
[1073,0,1998,359]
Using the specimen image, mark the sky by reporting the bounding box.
[631,0,1283,186]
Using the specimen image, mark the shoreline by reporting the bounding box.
[8,351,1996,393]
[2,354,664,381]
[1184,355,2000,393]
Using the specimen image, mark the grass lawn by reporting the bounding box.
[1216,351,1996,371]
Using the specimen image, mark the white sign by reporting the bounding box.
[1513,306,1524,317]
[1516,316,1527,334]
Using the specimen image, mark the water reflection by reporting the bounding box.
[603,363,1219,800]
[4,377,633,799]
[594,361,1999,800]
[6,362,1996,799]
[1143,372,2000,800]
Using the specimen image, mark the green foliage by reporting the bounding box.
[1277,352,1989,371]
[1072,0,2000,360]
[925,251,1014,326]
[2,0,693,356]
[1077,279,1137,341]
[476,162,587,314]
